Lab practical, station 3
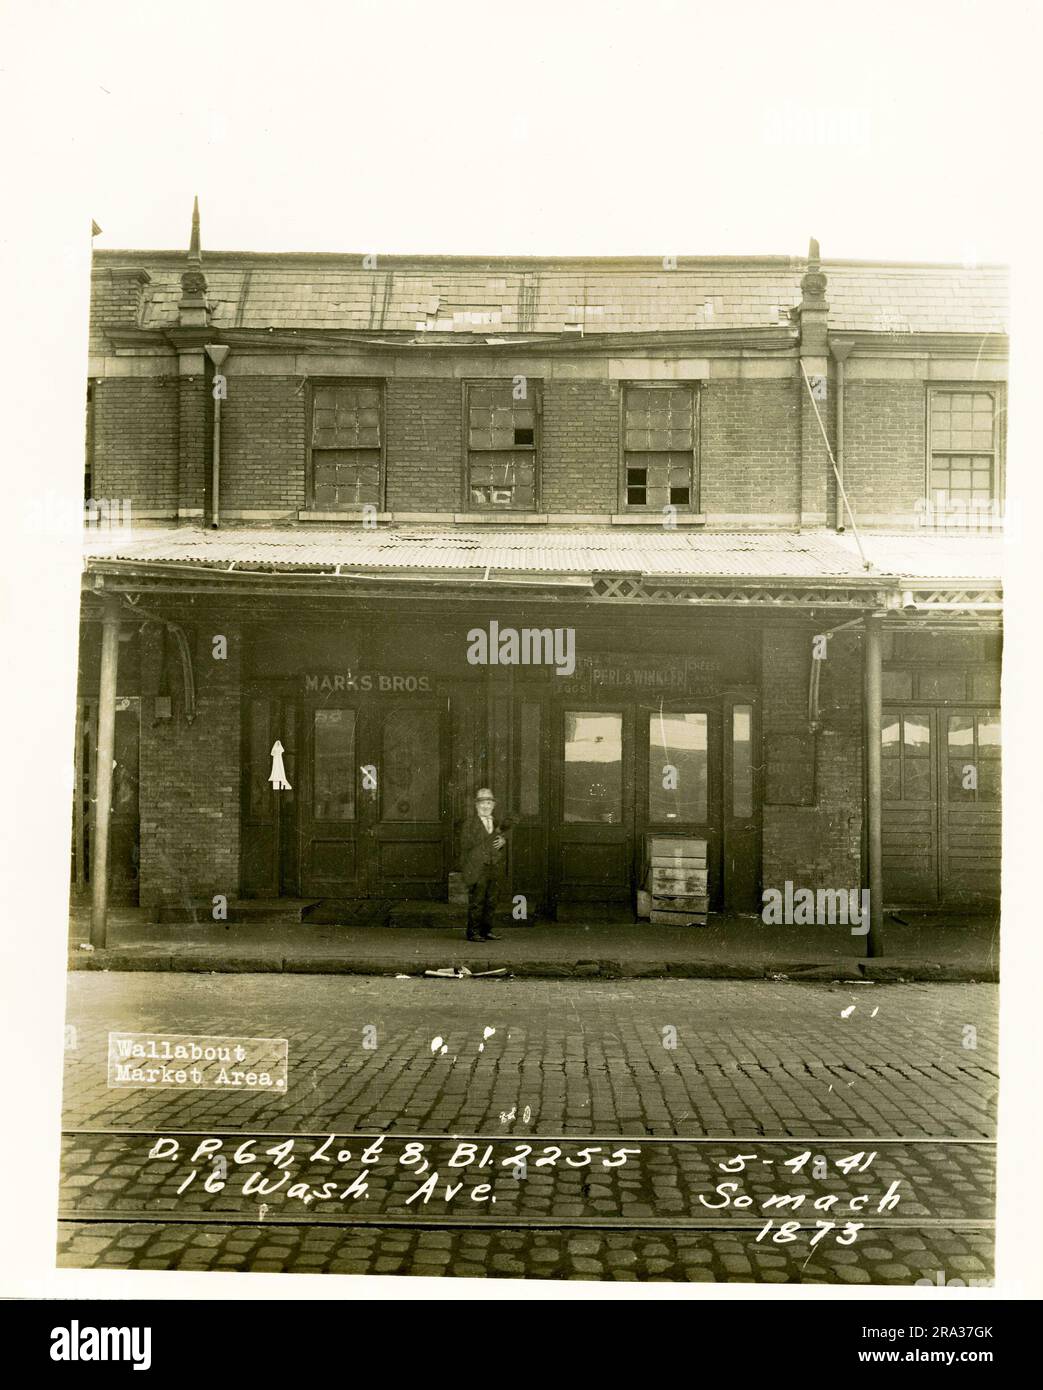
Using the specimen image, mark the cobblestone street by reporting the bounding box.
[57,974,997,1284]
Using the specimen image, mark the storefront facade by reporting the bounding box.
[77,218,1005,938]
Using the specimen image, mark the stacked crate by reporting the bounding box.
[647,836,708,925]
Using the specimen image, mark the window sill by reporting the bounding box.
[298,510,393,523]
[611,513,706,526]
[452,512,549,525]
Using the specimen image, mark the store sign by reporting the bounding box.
[304,672,432,694]
[562,654,722,694]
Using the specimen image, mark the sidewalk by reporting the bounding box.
[68,909,999,981]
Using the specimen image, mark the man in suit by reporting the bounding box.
[460,788,507,941]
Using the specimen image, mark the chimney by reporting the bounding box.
[100,266,151,326]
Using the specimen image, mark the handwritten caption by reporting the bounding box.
[131,1136,905,1241]
[149,1135,642,1207]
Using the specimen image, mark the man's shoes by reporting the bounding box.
[480,933,501,941]
[466,934,480,942]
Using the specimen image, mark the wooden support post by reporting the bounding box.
[864,613,885,958]
[90,595,121,949]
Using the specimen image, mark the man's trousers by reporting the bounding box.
[466,874,497,938]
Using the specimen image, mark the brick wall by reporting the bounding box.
[92,378,179,509]
[843,381,925,522]
[541,380,620,512]
[221,376,306,510]
[761,625,863,895]
[385,378,462,510]
[138,617,241,907]
[178,372,208,514]
[88,366,949,524]
[700,381,799,517]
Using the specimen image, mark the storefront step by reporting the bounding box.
[554,902,641,925]
[156,899,321,925]
[386,902,534,929]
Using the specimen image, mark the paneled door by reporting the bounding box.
[637,703,720,908]
[881,705,1001,907]
[243,693,451,900]
[365,702,449,899]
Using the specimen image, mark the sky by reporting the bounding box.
[1,0,1033,263]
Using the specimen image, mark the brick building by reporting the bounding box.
[76,207,1005,944]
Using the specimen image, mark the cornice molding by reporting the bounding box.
[100,324,802,355]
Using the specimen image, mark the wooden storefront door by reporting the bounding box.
[638,703,721,910]
[551,701,724,908]
[554,704,635,902]
[881,705,1001,907]
[241,690,450,900]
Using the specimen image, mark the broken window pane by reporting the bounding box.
[467,380,539,509]
[311,383,383,508]
[623,384,697,508]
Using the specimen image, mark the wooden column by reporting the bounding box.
[90,595,121,949]
[864,613,885,958]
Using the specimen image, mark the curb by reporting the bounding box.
[67,951,997,983]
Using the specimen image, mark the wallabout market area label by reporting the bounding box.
[107,1033,289,1092]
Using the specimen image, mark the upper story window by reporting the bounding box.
[308,380,384,510]
[927,388,1000,510]
[623,383,699,512]
[466,380,540,510]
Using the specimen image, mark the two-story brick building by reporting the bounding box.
[76,207,1005,946]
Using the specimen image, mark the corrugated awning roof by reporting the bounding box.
[82,526,1003,586]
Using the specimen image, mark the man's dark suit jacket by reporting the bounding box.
[460,814,506,887]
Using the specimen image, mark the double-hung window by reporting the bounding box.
[308,380,384,509]
[927,388,1000,511]
[623,383,699,512]
[466,380,540,510]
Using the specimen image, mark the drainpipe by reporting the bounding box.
[831,338,854,531]
[205,344,230,528]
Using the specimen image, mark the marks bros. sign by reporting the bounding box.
[304,673,432,693]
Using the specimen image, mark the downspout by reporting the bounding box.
[205,344,230,528]
[830,338,854,531]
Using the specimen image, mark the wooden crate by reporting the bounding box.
[649,836,707,865]
[651,866,708,896]
[644,837,710,925]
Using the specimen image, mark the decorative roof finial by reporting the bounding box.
[188,195,201,264]
[180,195,208,317]
[800,236,827,309]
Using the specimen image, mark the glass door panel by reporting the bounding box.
[563,710,623,824]
[380,709,440,823]
[312,708,357,821]
[648,710,707,824]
